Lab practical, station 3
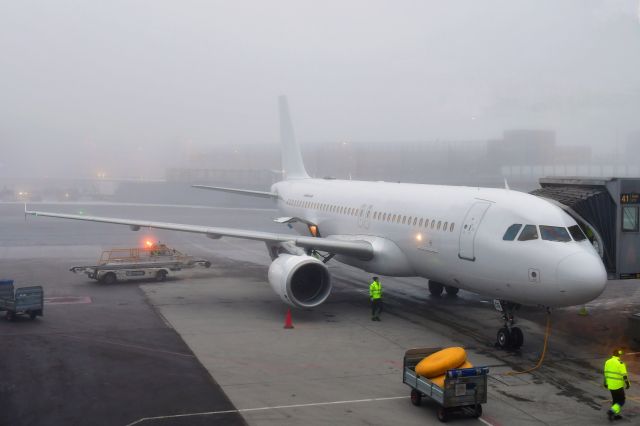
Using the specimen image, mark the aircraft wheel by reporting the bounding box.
[497,327,511,349]
[510,327,524,349]
[445,285,459,296]
[429,281,444,297]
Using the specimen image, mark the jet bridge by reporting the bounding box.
[531,177,640,279]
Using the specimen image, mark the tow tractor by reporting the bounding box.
[70,244,211,284]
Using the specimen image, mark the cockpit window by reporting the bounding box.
[568,225,587,241]
[503,224,522,241]
[539,225,571,242]
[518,225,538,241]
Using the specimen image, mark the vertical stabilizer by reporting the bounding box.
[279,96,309,179]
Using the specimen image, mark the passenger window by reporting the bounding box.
[518,225,538,241]
[413,217,417,226]
[424,219,429,228]
[450,223,455,232]
[392,214,396,222]
[568,225,587,241]
[502,224,522,241]
[402,216,406,224]
[419,218,423,227]
[437,221,442,230]
[622,206,639,232]
[443,221,448,230]
[540,226,571,242]
[431,220,435,229]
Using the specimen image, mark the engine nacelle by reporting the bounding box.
[267,254,332,308]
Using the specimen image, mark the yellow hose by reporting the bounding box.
[505,311,552,376]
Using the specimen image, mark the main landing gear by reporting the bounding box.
[494,300,524,350]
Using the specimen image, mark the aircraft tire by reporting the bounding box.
[445,285,459,296]
[429,281,444,297]
[497,327,511,349]
[510,327,524,349]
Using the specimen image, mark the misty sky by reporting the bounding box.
[1,1,639,178]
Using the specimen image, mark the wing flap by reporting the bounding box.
[25,209,373,260]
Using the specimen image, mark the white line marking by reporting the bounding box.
[478,417,494,426]
[125,396,408,425]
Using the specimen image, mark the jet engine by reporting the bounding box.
[267,254,332,308]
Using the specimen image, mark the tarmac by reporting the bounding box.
[1,202,639,425]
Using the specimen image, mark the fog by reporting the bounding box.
[1,0,639,182]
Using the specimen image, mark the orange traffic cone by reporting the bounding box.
[284,308,294,329]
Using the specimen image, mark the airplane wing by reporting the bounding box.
[25,209,373,260]
[192,185,278,199]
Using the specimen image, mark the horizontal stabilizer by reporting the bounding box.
[192,185,278,199]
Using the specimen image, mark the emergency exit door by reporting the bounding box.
[458,201,491,261]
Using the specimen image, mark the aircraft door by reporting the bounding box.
[357,204,367,227]
[363,204,373,229]
[458,201,492,261]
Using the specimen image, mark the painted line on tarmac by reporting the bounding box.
[126,396,496,426]
[44,296,92,305]
[125,396,411,425]
[58,334,196,358]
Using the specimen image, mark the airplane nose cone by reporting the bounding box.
[556,252,607,303]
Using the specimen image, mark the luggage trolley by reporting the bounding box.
[0,280,44,321]
[402,347,488,422]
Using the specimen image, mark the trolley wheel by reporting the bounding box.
[510,327,524,349]
[102,273,117,285]
[437,407,449,422]
[445,285,459,296]
[473,404,483,418]
[497,327,511,349]
[410,389,422,406]
[29,311,37,320]
[429,281,444,297]
[156,270,168,282]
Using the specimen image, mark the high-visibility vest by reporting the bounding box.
[604,356,627,390]
[369,281,382,299]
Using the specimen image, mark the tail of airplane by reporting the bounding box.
[279,96,309,180]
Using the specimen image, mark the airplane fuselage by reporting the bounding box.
[274,178,607,308]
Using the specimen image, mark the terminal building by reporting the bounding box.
[531,177,640,279]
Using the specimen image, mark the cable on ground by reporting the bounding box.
[505,310,552,376]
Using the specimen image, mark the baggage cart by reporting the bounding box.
[70,244,211,284]
[402,347,488,422]
[0,280,44,321]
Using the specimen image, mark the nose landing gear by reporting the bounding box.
[494,300,524,350]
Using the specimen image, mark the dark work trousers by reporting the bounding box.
[610,387,626,411]
[371,299,383,319]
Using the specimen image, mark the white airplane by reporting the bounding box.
[26,96,607,349]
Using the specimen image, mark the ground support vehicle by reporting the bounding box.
[70,245,211,284]
[0,280,44,321]
[403,347,488,422]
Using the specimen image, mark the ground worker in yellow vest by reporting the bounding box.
[604,347,630,421]
[369,276,382,321]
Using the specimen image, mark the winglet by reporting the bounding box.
[504,178,510,191]
[279,96,309,180]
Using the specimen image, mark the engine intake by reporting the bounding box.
[267,254,332,308]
